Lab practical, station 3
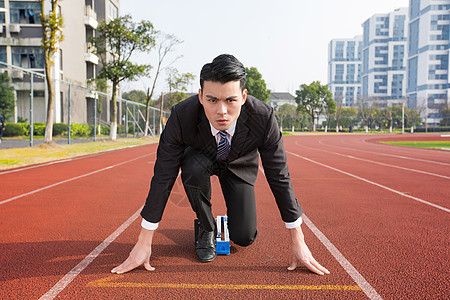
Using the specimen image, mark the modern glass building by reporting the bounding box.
[407,0,450,126]
[328,36,363,107]
[361,8,409,106]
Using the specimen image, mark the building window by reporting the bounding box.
[393,15,405,38]
[108,1,118,19]
[346,42,355,59]
[10,1,42,24]
[11,47,44,68]
[0,1,5,23]
[408,20,419,56]
[335,64,344,82]
[335,42,344,59]
[0,46,6,67]
[374,75,387,94]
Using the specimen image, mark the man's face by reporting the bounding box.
[199,80,247,131]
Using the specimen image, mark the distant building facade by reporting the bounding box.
[361,7,409,107]
[328,35,363,107]
[268,92,297,108]
[0,0,120,124]
[407,0,450,126]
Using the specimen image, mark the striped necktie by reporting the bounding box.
[216,130,231,160]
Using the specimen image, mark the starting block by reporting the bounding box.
[194,216,230,255]
[216,215,230,255]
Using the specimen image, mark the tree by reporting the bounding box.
[40,0,63,143]
[334,94,344,132]
[0,73,15,120]
[295,81,334,131]
[122,89,147,104]
[440,106,450,126]
[357,97,377,131]
[144,33,182,136]
[275,103,297,131]
[245,67,270,103]
[323,95,336,131]
[339,107,359,129]
[91,15,156,140]
[165,68,195,110]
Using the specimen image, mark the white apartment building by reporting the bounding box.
[0,0,120,124]
[407,0,450,126]
[328,35,363,107]
[361,7,409,107]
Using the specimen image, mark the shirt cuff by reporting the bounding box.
[284,216,303,229]
[141,218,159,230]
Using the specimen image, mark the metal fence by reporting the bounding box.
[0,61,170,147]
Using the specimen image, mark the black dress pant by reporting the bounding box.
[181,147,257,246]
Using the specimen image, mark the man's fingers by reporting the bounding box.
[312,259,330,275]
[144,262,155,271]
[287,261,297,271]
[111,259,137,274]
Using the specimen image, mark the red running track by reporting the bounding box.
[0,134,448,299]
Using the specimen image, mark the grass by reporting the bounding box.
[0,137,159,170]
[379,140,450,150]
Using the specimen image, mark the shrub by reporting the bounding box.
[33,123,46,136]
[70,124,90,137]
[3,123,24,137]
[53,123,68,136]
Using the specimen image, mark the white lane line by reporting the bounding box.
[0,153,153,206]
[258,165,381,298]
[302,214,382,300]
[287,151,450,213]
[39,206,143,300]
[296,141,450,180]
[317,140,450,166]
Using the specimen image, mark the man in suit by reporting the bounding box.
[112,54,329,275]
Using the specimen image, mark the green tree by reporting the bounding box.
[165,68,195,110]
[357,97,378,131]
[440,106,450,126]
[122,90,147,104]
[339,107,359,129]
[276,103,297,131]
[40,0,63,143]
[0,73,15,119]
[245,67,270,103]
[295,81,334,131]
[91,15,156,140]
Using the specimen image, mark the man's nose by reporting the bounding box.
[217,102,227,115]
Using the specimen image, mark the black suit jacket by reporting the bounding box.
[140,95,303,224]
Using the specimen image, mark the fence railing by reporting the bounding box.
[0,61,170,147]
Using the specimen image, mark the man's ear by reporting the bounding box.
[198,89,203,105]
[242,89,248,105]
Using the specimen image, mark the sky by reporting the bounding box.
[121,0,410,96]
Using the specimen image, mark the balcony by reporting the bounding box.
[84,5,98,29]
[85,42,98,64]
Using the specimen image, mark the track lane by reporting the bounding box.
[283,135,449,299]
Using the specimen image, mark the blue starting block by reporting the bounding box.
[216,215,230,255]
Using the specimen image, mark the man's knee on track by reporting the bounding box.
[230,230,257,247]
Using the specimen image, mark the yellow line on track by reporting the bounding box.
[87,276,361,291]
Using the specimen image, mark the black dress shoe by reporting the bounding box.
[196,228,216,263]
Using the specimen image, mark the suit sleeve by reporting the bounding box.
[258,109,303,223]
[140,105,186,223]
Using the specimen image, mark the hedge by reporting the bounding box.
[3,123,111,137]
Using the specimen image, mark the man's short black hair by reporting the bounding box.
[200,54,246,91]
